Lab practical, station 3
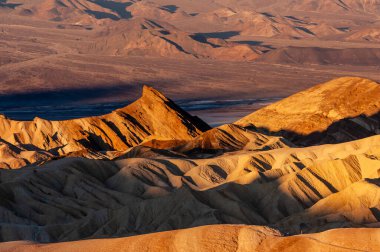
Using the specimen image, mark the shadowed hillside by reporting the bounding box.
[0,133,377,242]
[0,78,378,247]
[1,1,380,251]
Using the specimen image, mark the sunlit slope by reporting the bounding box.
[1,225,379,252]
[0,86,209,168]
[236,77,380,145]
[0,134,377,242]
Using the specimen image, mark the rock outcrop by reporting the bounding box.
[0,134,377,242]
[236,77,380,145]
[0,77,379,251]
[91,18,260,60]
[0,86,210,168]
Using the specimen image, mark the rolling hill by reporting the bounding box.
[0,77,378,247]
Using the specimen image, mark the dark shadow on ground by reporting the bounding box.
[194,31,240,39]
[85,0,133,20]
[84,10,120,20]
[0,0,22,8]
[189,34,221,48]
[245,111,380,146]
[159,5,178,13]
[0,147,372,242]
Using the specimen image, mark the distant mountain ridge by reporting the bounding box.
[2,0,380,62]
[1,1,380,250]
[89,18,260,60]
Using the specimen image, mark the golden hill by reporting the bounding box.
[0,77,378,250]
[142,123,292,155]
[0,133,377,242]
[1,225,379,252]
[1,1,380,250]
[236,77,380,145]
[0,86,209,164]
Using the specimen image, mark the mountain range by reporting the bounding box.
[1,0,380,251]
[2,0,380,110]
[0,76,378,251]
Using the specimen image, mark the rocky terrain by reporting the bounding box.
[237,77,380,145]
[2,226,380,252]
[1,0,380,113]
[1,0,380,250]
[0,128,378,242]
[0,86,209,168]
[0,76,378,251]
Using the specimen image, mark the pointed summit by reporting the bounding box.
[141,85,169,102]
[0,114,8,120]
[121,85,211,139]
[0,85,210,168]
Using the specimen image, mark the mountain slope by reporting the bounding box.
[0,86,210,159]
[2,226,379,252]
[0,77,379,247]
[0,134,377,242]
[248,0,380,14]
[142,124,292,155]
[10,0,131,22]
[0,139,51,169]
[90,18,260,60]
[236,77,380,145]
[258,47,380,66]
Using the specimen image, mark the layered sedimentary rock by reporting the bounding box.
[236,77,380,145]
[0,134,377,242]
[0,77,379,251]
[91,18,261,60]
[143,123,292,155]
[0,139,51,169]
[0,86,209,168]
[1,225,379,252]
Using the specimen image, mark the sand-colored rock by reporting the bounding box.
[0,77,378,249]
[10,0,110,23]
[249,0,380,14]
[346,27,380,42]
[236,77,380,145]
[1,225,380,252]
[0,139,51,169]
[278,179,380,233]
[1,2,380,250]
[0,133,377,242]
[258,47,380,66]
[0,86,209,168]
[91,18,260,61]
[143,123,292,155]
[238,12,315,39]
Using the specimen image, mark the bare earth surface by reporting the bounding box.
[0,77,378,251]
[1,1,380,251]
[1,0,380,123]
[2,226,380,252]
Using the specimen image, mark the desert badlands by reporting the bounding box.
[0,77,378,251]
[1,0,380,251]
